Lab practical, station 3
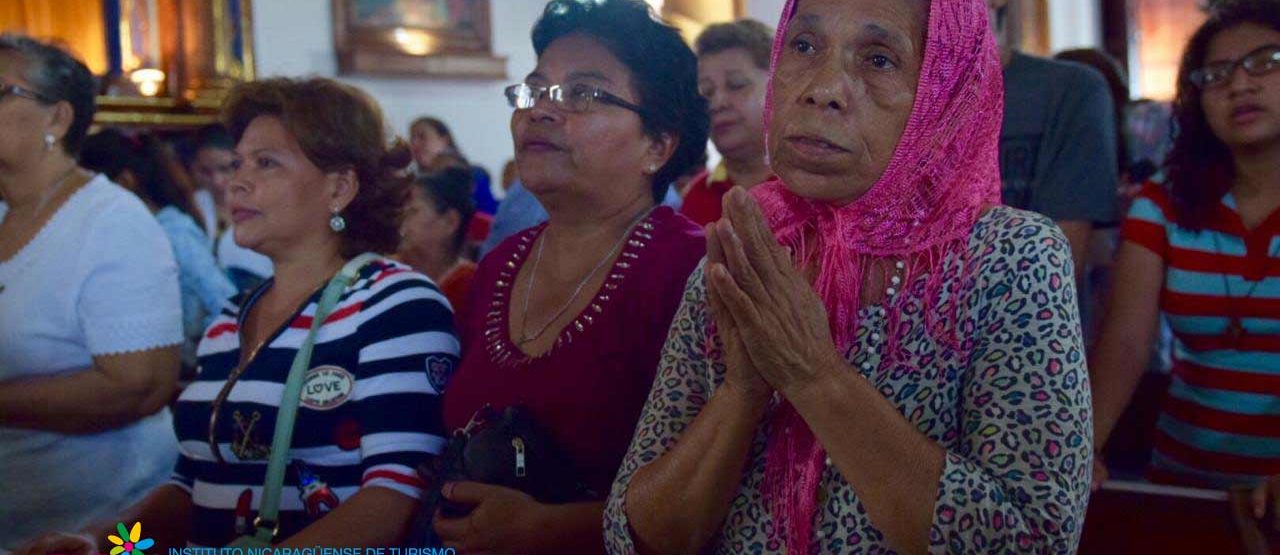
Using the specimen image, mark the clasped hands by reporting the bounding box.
[706,187,844,404]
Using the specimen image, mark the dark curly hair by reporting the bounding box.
[532,0,710,202]
[222,77,412,257]
[695,19,775,70]
[1165,0,1280,230]
[0,34,97,156]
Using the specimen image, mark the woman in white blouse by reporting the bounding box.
[0,35,183,548]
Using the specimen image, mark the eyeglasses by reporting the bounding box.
[0,82,52,103]
[504,82,646,117]
[1190,44,1280,89]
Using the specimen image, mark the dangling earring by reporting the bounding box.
[329,210,347,232]
[43,133,55,151]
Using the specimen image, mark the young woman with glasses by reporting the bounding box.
[1090,0,1280,518]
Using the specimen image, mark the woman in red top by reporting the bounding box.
[434,1,709,552]
[681,19,774,226]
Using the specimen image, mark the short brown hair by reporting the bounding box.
[223,77,411,257]
[694,19,774,70]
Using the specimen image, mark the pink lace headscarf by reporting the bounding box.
[750,0,1004,551]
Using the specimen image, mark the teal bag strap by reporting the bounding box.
[250,252,380,542]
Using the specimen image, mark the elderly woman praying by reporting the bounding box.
[604,0,1093,553]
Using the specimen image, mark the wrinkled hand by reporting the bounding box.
[706,219,770,405]
[708,188,842,399]
[11,531,97,555]
[433,482,547,554]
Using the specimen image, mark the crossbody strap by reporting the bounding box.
[251,252,380,542]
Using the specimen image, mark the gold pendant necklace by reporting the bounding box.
[516,207,653,346]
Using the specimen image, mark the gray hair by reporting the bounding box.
[0,34,97,155]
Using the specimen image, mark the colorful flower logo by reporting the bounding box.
[107,522,154,555]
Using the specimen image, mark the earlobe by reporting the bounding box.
[47,102,74,147]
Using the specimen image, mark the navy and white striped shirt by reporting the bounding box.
[171,257,458,546]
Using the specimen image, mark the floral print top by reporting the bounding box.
[604,207,1093,554]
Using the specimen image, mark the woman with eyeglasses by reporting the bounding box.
[0,35,184,549]
[433,0,708,552]
[1090,0,1280,515]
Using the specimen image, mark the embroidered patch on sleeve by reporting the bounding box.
[426,354,455,394]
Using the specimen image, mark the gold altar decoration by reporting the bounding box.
[0,0,256,129]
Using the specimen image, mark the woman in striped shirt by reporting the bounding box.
[1091,0,1280,501]
[15,78,459,552]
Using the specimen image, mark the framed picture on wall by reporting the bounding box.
[333,0,506,78]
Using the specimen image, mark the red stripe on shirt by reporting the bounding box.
[362,469,427,490]
[1173,329,1280,353]
[1136,182,1175,212]
[372,267,410,284]
[1164,291,1280,320]
[1153,428,1280,476]
[1121,219,1167,256]
[1176,361,1280,397]
[205,322,238,339]
[290,301,364,329]
[1163,246,1280,279]
[1163,395,1280,438]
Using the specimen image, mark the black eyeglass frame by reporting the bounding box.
[1189,44,1280,89]
[0,82,54,104]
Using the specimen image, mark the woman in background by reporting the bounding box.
[409,116,498,215]
[680,19,773,226]
[0,34,182,548]
[398,165,479,321]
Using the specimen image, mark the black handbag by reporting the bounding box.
[412,405,593,544]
